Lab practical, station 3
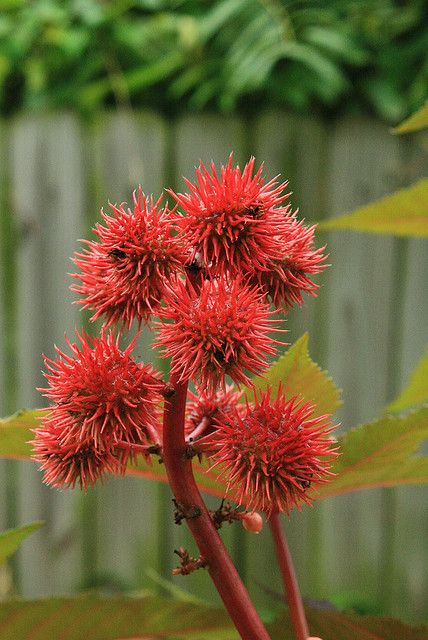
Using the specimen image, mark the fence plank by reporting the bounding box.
[92,111,169,592]
[390,130,428,621]
[251,111,332,602]
[0,122,8,534]
[323,117,405,608]
[11,114,85,596]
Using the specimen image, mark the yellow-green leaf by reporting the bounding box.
[245,333,342,417]
[387,346,428,413]
[393,100,428,134]
[319,179,428,237]
[0,408,42,459]
[0,522,44,565]
[315,406,428,499]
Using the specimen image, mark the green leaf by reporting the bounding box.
[393,99,428,134]
[0,408,41,459]
[319,179,428,237]
[269,607,428,640]
[3,367,427,504]
[0,596,426,640]
[315,406,428,500]
[387,347,428,413]
[0,521,44,565]
[245,333,342,418]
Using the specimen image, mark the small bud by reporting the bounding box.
[240,511,263,534]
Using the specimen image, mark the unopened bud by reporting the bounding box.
[240,511,263,533]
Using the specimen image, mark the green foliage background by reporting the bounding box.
[0,0,427,121]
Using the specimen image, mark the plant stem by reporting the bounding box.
[162,375,270,640]
[269,513,309,640]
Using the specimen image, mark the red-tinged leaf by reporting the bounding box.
[244,333,342,418]
[319,179,428,237]
[269,608,428,640]
[393,100,428,134]
[0,595,238,640]
[2,405,428,503]
[387,346,428,413]
[0,596,425,640]
[127,453,225,499]
[314,406,428,500]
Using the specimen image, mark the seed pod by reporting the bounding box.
[240,511,263,534]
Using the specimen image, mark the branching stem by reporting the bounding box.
[162,375,270,640]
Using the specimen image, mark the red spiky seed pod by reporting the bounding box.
[209,389,338,515]
[33,420,122,489]
[71,189,185,330]
[156,277,284,388]
[251,217,327,310]
[170,155,292,277]
[185,384,245,444]
[38,330,163,454]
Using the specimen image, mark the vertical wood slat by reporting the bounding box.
[389,130,428,620]
[251,111,332,602]
[323,117,406,607]
[0,122,17,604]
[92,111,169,591]
[0,123,8,534]
[10,114,85,596]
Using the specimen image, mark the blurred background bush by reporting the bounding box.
[0,0,427,121]
[0,0,427,628]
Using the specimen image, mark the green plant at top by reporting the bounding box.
[0,0,426,121]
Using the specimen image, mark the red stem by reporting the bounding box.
[269,513,309,640]
[162,375,270,640]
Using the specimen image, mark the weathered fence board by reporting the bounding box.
[323,118,397,607]
[11,114,85,596]
[92,112,169,592]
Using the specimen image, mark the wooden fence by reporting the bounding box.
[0,111,426,621]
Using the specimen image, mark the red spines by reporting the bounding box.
[209,388,338,515]
[33,330,163,488]
[156,277,284,388]
[71,189,185,330]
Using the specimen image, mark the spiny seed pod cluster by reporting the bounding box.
[33,154,336,516]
